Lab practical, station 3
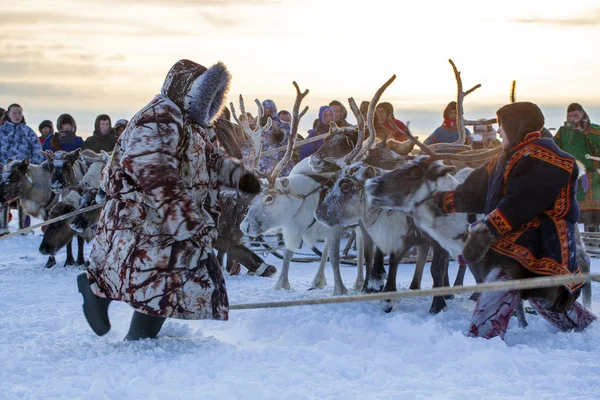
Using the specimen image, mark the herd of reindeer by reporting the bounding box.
[0,60,592,325]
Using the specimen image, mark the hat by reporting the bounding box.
[496,102,544,147]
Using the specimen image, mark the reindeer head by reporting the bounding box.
[309,124,359,173]
[39,201,77,256]
[70,186,102,234]
[315,162,381,227]
[46,149,81,194]
[365,156,455,211]
[240,175,311,236]
[0,158,31,206]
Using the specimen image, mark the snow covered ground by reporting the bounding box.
[2,219,600,400]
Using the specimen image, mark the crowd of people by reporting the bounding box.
[1,99,598,233]
[0,104,129,164]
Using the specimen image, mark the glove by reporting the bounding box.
[238,173,261,194]
[461,219,498,264]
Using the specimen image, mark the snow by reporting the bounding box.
[2,216,600,400]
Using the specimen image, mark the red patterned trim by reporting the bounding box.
[486,209,513,235]
[508,131,542,153]
[441,191,456,213]
[490,217,583,293]
[503,144,575,194]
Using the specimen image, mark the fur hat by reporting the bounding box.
[161,59,231,127]
[262,99,278,114]
[496,102,544,147]
[567,103,585,114]
[443,102,457,119]
[38,120,53,134]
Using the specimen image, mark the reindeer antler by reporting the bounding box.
[230,95,273,171]
[342,98,365,164]
[353,75,396,162]
[390,121,501,162]
[267,81,309,184]
[510,80,517,104]
[41,150,55,163]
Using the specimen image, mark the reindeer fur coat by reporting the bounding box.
[87,60,255,321]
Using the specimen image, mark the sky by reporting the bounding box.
[1,0,600,138]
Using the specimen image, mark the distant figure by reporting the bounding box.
[0,103,45,164]
[554,103,600,233]
[471,120,501,149]
[38,120,54,145]
[425,101,472,145]
[300,105,334,161]
[373,102,408,142]
[241,99,294,176]
[85,114,118,153]
[329,100,351,127]
[277,110,292,123]
[113,119,128,137]
[42,114,84,152]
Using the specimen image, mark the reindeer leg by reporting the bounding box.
[382,248,405,313]
[410,242,429,290]
[429,242,449,314]
[353,227,365,291]
[77,235,85,266]
[453,265,467,287]
[64,240,76,267]
[514,300,528,329]
[575,226,593,310]
[273,249,292,290]
[0,205,9,236]
[230,244,277,277]
[443,258,454,300]
[329,227,347,296]
[367,248,386,293]
[359,222,374,292]
[44,256,56,269]
[310,236,329,290]
[217,250,225,269]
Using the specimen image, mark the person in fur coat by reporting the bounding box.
[434,102,596,340]
[77,59,261,341]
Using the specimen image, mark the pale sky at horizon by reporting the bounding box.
[1,0,599,136]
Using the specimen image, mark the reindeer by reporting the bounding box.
[39,152,111,267]
[313,83,440,313]
[240,82,360,295]
[0,158,60,266]
[41,149,91,198]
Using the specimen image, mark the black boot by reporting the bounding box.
[124,311,166,341]
[77,272,111,336]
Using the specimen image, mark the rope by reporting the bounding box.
[0,203,103,240]
[229,273,600,310]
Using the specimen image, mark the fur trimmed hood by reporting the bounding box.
[161,59,231,127]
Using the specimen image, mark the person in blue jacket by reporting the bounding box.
[42,113,85,152]
[0,103,45,164]
[425,101,472,145]
[299,105,334,161]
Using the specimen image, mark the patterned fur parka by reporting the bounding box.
[86,60,257,321]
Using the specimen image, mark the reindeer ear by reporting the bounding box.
[426,163,455,179]
[21,158,30,169]
[279,177,290,189]
[185,62,232,127]
[68,149,81,162]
